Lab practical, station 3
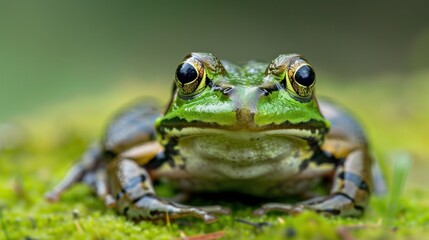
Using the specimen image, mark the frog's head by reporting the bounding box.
[156,52,330,147]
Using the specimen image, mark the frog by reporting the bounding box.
[45,52,380,223]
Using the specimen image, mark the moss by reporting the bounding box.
[1,72,429,239]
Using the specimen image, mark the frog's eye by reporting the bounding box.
[175,57,207,97]
[285,58,316,98]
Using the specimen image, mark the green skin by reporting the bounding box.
[45,52,379,223]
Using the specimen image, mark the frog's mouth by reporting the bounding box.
[158,118,328,145]
[163,127,324,144]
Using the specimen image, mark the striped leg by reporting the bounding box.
[254,148,372,217]
[111,158,228,222]
[307,149,371,216]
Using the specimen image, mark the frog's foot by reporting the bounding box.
[163,193,231,215]
[193,205,231,215]
[113,158,229,223]
[125,194,228,223]
[81,168,117,207]
[45,143,104,202]
[45,166,116,207]
[253,192,362,217]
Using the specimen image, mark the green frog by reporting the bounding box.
[45,52,378,222]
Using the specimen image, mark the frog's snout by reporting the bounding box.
[228,86,266,127]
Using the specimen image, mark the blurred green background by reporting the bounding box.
[1,1,428,120]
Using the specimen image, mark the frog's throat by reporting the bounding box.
[166,130,319,181]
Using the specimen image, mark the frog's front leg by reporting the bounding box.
[255,147,372,217]
[111,149,228,223]
[45,143,115,206]
[303,148,371,216]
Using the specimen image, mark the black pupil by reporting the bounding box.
[176,63,198,84]
[295,65,315,86]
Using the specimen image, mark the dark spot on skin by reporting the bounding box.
[334,192,366,213]
[299,149,338,171]
[103,150,117,160]
[258,84,280,95]
[334,192,355,202]
[298,161,309,172]
[123,206,130,216]
[337,158,346,166]
[116,189,125,200]
[145,151,170,169]
[131,196,143,204]
[338,172,370,192]
[260,88,271,96]
[145,138,177,168]
[209,81,233,96]
[320,209,341,215]
[140,174,146,182]
[354,205,365,213]
[149,210,163,217]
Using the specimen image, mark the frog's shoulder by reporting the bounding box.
[318,97,368,146]
[102,97,163,154]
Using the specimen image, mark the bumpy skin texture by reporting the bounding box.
[45,53,377,222]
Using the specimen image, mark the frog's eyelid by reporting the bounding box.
[189,52,227,76]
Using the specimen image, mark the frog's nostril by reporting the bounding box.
[222,87,234,95]
[258,87,270,96]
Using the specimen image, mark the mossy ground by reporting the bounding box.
[1,73,429,239]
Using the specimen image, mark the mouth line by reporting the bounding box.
[158,117,328,136]
[161,127,324,143]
